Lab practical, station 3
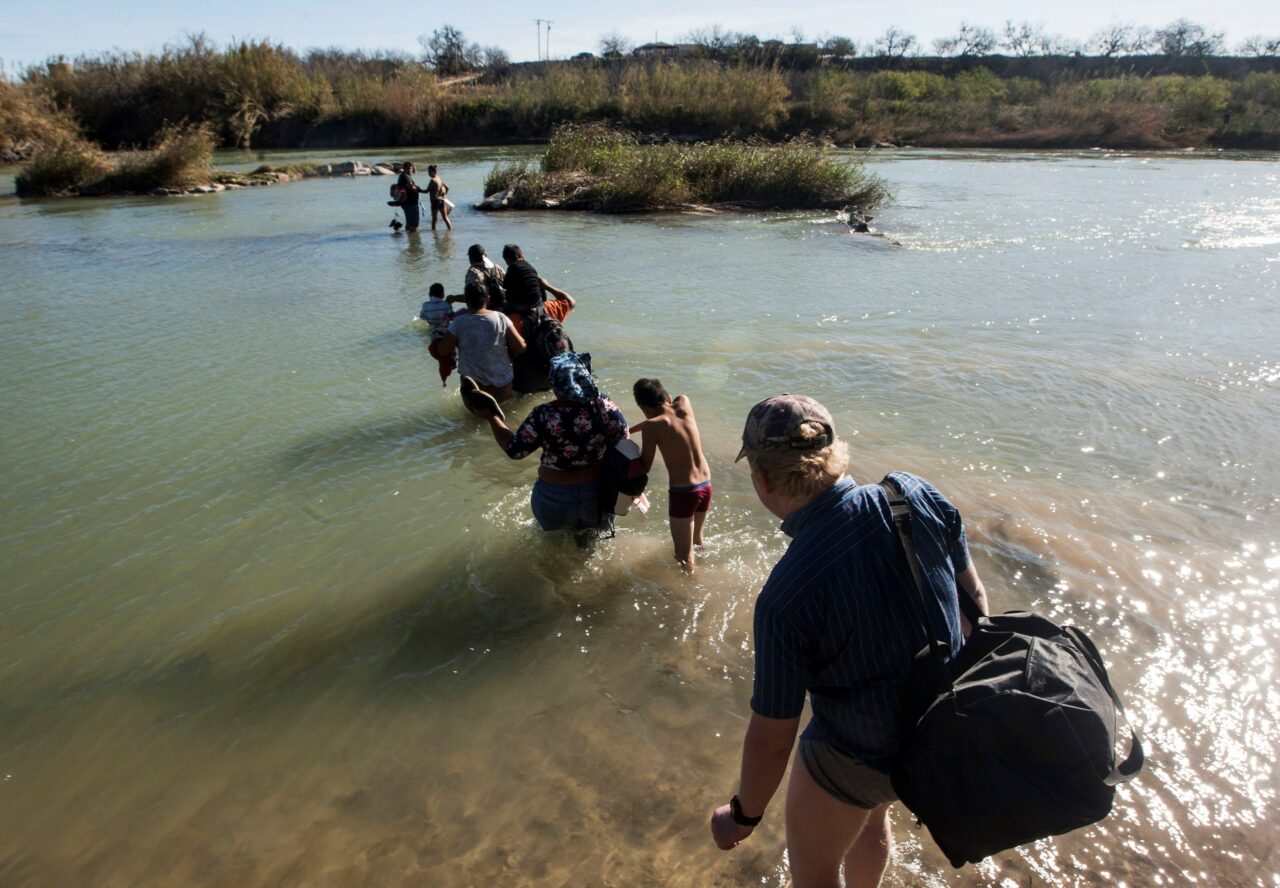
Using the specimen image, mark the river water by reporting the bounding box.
[1,147,1277,886]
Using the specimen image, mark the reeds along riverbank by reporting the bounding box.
[5,40,1280,153]
[481,124,887,212]
[15,123,214,196]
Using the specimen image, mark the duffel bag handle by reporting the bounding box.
[1062,625,1145,785]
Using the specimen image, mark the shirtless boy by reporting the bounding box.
[630,378,712,568]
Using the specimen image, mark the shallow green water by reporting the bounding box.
[1,146,1277,886]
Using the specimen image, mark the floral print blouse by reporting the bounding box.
[505,397,629,470]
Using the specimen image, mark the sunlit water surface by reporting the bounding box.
[1,147,1277,886]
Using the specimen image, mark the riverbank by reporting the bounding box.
[10,121,410,197]
[4,44,1279,156]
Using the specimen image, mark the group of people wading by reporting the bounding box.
[417,242,712,565]
[406,194,997,888]
[391,162,452,232]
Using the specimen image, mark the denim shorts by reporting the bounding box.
[799,737,898,809]
[530,479,613,532]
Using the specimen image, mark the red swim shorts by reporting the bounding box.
[669,480,713,518]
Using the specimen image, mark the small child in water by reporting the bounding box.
[420,282,463,385]
[630,378,712,570]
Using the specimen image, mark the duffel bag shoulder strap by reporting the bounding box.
[879,476,954,685]
[1061,625,1145,785]
[881,475,983,627]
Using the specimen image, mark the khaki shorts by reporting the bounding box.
[799,737,898,809]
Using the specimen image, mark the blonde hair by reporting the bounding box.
[745,421,848,498]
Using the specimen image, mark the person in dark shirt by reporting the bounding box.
[500,244,575,320]
[396,162,423,232]
[709,394,989,888]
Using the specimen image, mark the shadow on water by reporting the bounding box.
[276,409,466,472]
[0,525,676,729]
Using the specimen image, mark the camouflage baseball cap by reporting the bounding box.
[734,394,836,462]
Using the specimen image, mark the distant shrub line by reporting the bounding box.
[3,38,1278,164]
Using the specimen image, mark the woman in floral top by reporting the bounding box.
[474,351,629,533]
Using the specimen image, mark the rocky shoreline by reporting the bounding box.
[140,160,400,198]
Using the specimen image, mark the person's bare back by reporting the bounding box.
[644,395,710,488]
[632,379,713,569]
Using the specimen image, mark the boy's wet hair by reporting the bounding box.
[502,244,522,263]
[633,378,671,409]
[428,282,445,298]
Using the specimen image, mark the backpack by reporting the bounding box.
[881,476,1143,868]
[525,307,572,365]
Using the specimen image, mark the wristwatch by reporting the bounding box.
[729,794,763,827]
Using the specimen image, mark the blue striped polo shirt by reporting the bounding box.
[750,472,971,770]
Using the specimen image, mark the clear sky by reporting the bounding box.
[2,0,1278,72]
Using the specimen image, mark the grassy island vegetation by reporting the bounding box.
[482,123,886,212]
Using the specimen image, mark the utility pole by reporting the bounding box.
[535,19,554,61]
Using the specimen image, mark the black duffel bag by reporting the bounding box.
[880,478,1144,868]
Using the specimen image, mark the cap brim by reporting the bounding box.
[734,445,748,463]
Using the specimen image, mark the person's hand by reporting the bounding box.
[710,804,754,850]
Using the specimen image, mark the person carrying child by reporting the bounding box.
[630,378,713,569]
[394,162,423,232]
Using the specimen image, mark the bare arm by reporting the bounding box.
[638,421,659,473]
[506,322,526,358]
[956,561,989,635]
[539,277,575,307]
[710,713,801,850]
[481,414,514,451]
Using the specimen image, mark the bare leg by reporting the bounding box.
[843,805,892,888]
[785,755,885,888]
[442,204,453,231]
[670,515,694,569]
[692,506,709,547]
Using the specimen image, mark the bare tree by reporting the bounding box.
[1154,19,1226,56]
[1237,34,1280,56]
[1088,23,1137,56]
[598,32,632,58]
[1002,21,1051,57]
[935,23,998,57]
[479,46,509,68]
[686,25,732,57]
[873,26,918,59]
[420,25,469,75]
[821,35,857,58]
